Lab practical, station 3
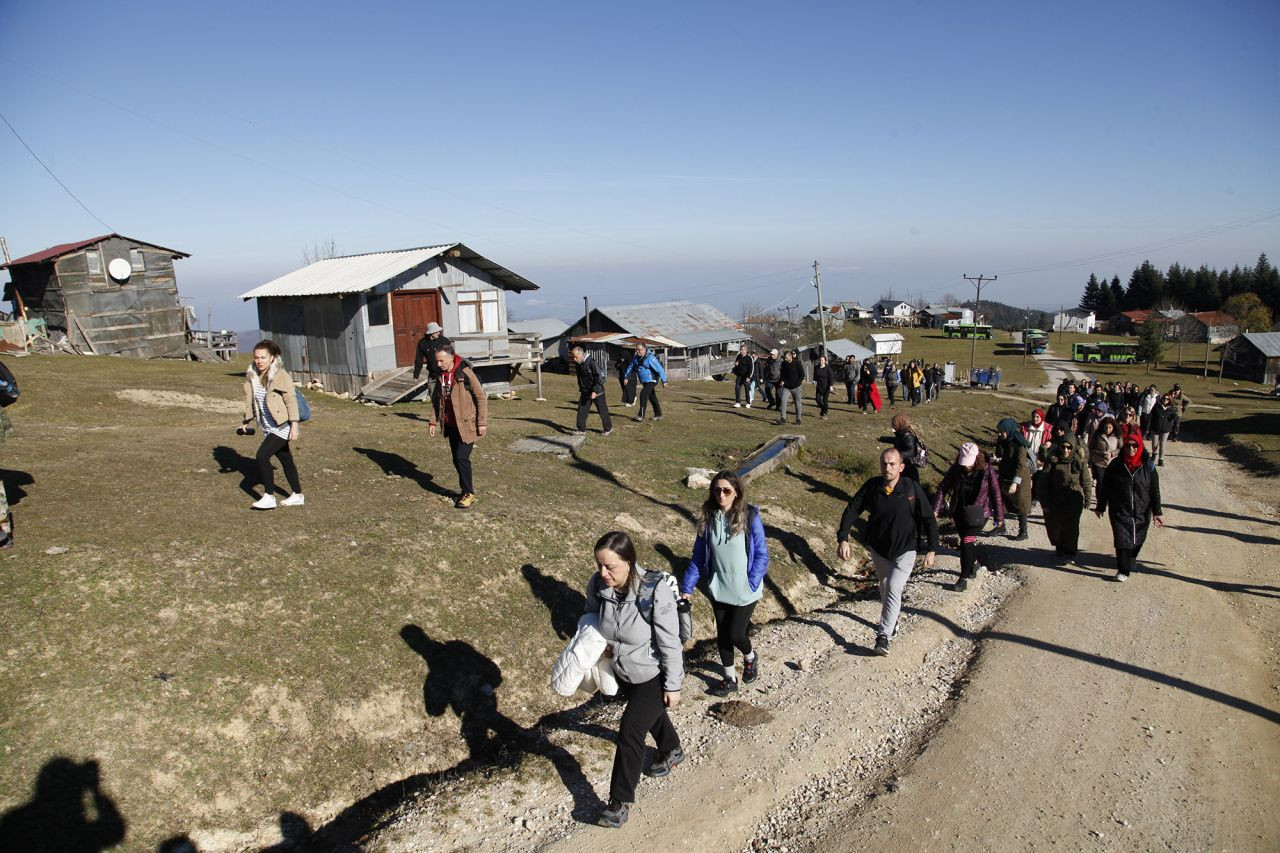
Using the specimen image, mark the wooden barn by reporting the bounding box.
[1221,332,1280,385]
[239,243,540,397]
[2,234,189,357]
[563,301,747,381]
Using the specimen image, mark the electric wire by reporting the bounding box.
[0,110,112,231]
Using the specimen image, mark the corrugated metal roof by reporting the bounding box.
[2,233,189,268]
[594,300,742,348]
[508,317,568,339]
[239,243,538,299]
[867,333,905,342]
[1243,332,1280,358]
[799,338,875,361]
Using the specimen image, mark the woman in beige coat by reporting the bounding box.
[241,340,303,510]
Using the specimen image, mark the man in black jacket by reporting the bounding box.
[836,448,938,655]
[731,345,755,408]
[570,347,612,435]
[413,322,453,380]
[775,350,805,425]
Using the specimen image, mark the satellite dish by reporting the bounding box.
[108,257,132,282]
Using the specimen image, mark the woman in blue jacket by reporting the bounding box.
[680,470,769,696]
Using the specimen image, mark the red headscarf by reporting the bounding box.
[1122,431,1144,471]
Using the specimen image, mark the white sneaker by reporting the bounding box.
[734,403,741,408]
[745,403,752,408]
[281,493,305,507]
[252,495,278,510]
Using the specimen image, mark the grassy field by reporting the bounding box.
[834,324,1049,390]
[0,350,1261,848]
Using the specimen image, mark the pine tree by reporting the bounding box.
[1109,276,1125,311]
[1192,265,1220,311]
[1135,313,1166,370]
[1125,260,1166,309]
[1079,274,1101,311]
[1255,253,1280,317]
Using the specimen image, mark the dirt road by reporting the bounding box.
[376,433,1279,852]
[804,437,1280,851]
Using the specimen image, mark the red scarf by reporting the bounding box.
[1122,441,1144,471]
[439,354,462,427]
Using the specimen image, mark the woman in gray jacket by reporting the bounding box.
[586,531,685,829]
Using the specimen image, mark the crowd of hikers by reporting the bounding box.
[0,337,1181,830]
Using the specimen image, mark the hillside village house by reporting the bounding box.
[1184,311,1238,344]
[918,305,974,329]
[2,233,189,357]
[1053,308,1096,334]
[865,332,905,356]
[564,301,747,381]
[874,299,915,326]
[838,301,873,321]
[808,304,846,329]
[239,243,539,396]
[1220,332,1280,385]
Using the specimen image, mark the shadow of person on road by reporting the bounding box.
[352,447,453,498]
[0,757,126,852]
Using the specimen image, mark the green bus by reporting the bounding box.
[1023,329,1048,354]
[1071,341,1141,364]
[943,323,992,340]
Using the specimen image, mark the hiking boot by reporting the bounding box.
[952,577,969,592]
[252,494,278,510]
[774,418,786,425]
[280,493,305,507]
[454,493,477,509]
[707,678,739,697]
[742,654,759,684]
[873,634,891,656]
[596,799,629,828]
[643,747,685,778]
[1157,459,1164,466]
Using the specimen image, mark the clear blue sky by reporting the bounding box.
[3,0,1277,330]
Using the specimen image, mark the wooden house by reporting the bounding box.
[918,304,974,329]
[1221,332,1280,385]
[1185,311,1238,344]
[563,301,747,381]
[239,243,539,396]
[2,234,189,357]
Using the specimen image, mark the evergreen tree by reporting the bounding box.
[1079,274,1102,311]
[1135,314,1166,369]
[1166,262,1194,307]
[1109,276,1125,310]
[1192,265,1220,311]
[1254,253,1280,316]
[1125,260,1166,309]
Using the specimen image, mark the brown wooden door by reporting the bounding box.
[391,291,443,367]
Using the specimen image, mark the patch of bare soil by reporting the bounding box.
[115,388,242,414]
[708,700,773,728]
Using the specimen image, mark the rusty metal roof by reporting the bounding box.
[239,243,538,299]
[2,233,190,267]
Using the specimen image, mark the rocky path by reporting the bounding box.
[374,436,1279,852]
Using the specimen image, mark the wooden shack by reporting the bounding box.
[240,243,540,396]
[563,301,746,381]
[2,234,189,357]
[1221,332,1280,385]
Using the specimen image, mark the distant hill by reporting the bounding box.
[961,300,1054,331]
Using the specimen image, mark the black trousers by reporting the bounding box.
[709,596,757,668]
[815,386,830,416]
[619,373,637,405]
[1115,544,1143,576]
[637,382,662,418]
[445,426,474,495]
[734,376,752,403]
[763,381,779,408]
[886,383,899,405]
[845,381,855,404]
[257,434,301,495]
[576,392,612,431]
[959,540,979,578]
[610,675,680,804]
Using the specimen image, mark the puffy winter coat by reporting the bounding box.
[243,360,299,427]
[1097,453,1163,550]
[550,613,619,697]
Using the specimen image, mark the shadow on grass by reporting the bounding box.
[505,416,574,435]
[352,447,454,498]
[904,607,1280,726]
[0,757,126,852]
[522,564,586,640]
[0,468,34,505]
[568,451,695,523]
[211,445,259,498]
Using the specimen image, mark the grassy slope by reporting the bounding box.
[0,349,1263,846]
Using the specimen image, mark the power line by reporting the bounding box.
[0,110,111,231]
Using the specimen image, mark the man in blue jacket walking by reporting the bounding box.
[623,343,667,422]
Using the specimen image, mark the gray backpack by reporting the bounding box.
[638,570,693,645]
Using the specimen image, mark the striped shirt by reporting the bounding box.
[253,384,291,440]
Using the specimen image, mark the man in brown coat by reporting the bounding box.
[428,344,488,509]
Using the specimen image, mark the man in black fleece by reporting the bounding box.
[570,347,612,435]
[836,448,938,655]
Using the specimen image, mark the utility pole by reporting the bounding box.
[963,274,996,379]
[813,260,828,355]
[1022,307,1030,367]
[583,296,591,333]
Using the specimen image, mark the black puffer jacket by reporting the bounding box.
[1097,453,1162,550]
[575,357,605,396]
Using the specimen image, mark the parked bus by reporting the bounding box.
[1071,341,1142,364]
[1023,329,1048,355]
[942,323,992,340]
